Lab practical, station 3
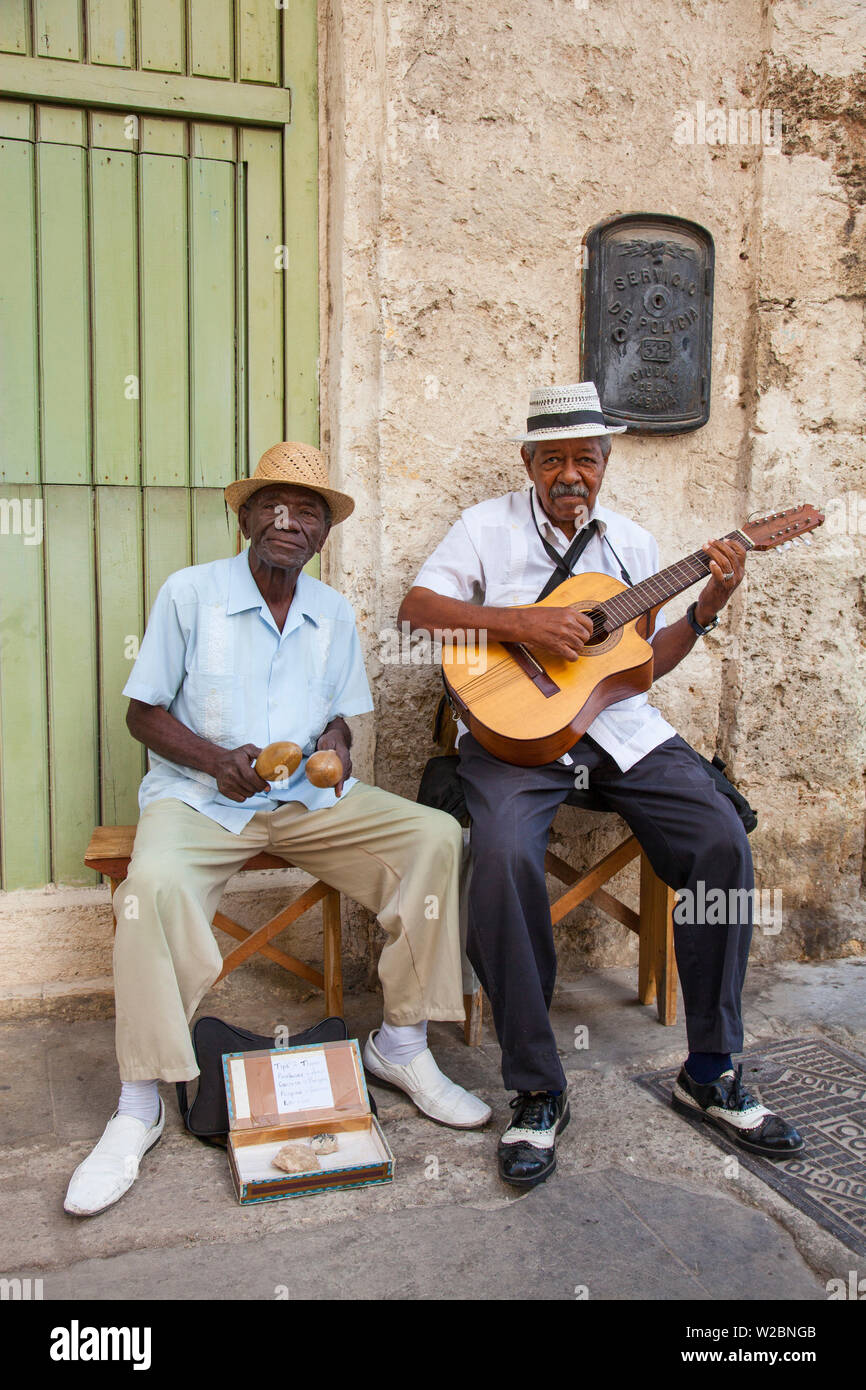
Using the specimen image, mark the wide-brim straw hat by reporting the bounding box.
[224,442,355,525]
[509,381,627,442]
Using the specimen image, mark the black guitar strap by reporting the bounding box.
[529,490,634,599]
[530,490,599,601]
[534,522,598,601]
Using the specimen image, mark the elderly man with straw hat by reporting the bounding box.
[65,443,490,1218]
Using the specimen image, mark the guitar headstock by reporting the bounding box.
[741,504,825,551]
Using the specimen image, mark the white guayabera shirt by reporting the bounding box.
[412,486,677,772]
[124,549,374,832]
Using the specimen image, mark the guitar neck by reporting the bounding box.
[594,529,754,632]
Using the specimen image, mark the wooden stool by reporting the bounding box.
[85,825,344,1015]
[545,836,677,1023]
[463,819,677,1045]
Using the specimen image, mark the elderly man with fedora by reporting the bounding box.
[399,382,803,1190]
[65,443,490,1217]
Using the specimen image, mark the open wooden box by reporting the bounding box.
[223,1038,394,1204]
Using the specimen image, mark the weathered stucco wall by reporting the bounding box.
[322,0,866,974]
[2,0,863,1012]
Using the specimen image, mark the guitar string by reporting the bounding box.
[453,533,753,700]
[456,554,717,697]
[453,522,816,703]
[459,522,812,692]
[455,579,701,699]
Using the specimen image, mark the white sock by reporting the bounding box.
[375,1020,428,1066]
[117,1079,161,1127]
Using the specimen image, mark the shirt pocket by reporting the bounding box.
[183,670,239,747]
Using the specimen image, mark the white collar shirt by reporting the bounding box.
[412,486,677,772]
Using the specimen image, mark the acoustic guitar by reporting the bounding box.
[441,505,824,767]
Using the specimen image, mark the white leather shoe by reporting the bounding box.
[64,1099,165,1216]
[363,1032,492,1129]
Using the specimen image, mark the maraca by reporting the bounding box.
[255,741,303,781]
[305,749,344,788]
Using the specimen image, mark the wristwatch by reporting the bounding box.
[686,601,719,637]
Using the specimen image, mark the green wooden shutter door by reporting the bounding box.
[0,2,319,889]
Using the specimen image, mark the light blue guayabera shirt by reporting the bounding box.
[123,549,374,832]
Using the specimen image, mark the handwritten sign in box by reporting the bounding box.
[270,1051,335,1113]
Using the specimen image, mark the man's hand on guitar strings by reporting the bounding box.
[696,537,748,626]
[515,605,596,661]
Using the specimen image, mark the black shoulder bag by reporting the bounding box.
[175,1014,376,1146]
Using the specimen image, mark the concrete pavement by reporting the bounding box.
[1,958,864,1300]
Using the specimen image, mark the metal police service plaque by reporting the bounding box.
[580,213,714,433]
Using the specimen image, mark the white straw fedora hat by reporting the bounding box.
[224,442,355,524]
[510,381,627,443]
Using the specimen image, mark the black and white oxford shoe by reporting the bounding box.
[497,1088,570,1189]
[672,1064,804,1159]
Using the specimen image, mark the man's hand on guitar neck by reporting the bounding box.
[694,537,748,627]
[652,536,747,680]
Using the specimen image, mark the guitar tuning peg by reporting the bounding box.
[803,535,813,544]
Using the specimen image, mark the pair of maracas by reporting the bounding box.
[254,740,344,788]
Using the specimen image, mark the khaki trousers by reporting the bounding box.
[112,785,466,1081]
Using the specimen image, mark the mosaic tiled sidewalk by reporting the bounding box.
[635,1037,866,1257]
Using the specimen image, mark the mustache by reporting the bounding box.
[549,482,589,500]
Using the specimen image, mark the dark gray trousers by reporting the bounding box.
[457,732,754,1093]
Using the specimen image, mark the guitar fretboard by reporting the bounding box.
[590,530,753,633]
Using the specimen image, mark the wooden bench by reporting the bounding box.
[87,820,677,1050]
[85,826,344,1015]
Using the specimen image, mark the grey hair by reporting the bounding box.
[524,434,611,463]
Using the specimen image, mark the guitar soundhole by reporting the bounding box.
[575,605,623,657]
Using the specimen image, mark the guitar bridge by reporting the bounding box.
[501,643,560,698]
